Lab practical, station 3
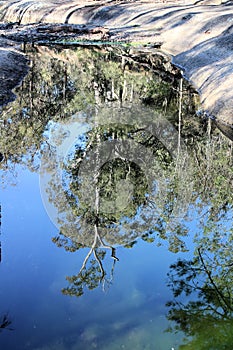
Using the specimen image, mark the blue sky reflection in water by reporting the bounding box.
[0,45,233,350]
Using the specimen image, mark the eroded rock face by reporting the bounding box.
[0,0,233,127]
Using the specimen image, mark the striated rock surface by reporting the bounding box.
[0,0,233,126]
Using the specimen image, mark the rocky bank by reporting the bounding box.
[0,0,233,129]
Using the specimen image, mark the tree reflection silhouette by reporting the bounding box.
[166,241,233,349]
[0,313,13,332]
[48,113,192,296]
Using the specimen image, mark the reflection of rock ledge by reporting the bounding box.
[213,119,233,141]
[1,0,233,129]
[0,46,29,105]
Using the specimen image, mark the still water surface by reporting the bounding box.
[0,45,233,350]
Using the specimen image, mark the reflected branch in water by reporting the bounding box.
[62,246,118,297]
[0,313,14,332]
[166,238,233,348]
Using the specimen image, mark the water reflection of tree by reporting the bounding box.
[50,112,190,296]
[59,128,233,297]
[27,47,231,297]
[2,44,233,301]
[15,46,193,296]
[0,313,13,332]
[166,215,233,349]
[50,116,233,297]
[0,48,77,176]
[0,45,193,173]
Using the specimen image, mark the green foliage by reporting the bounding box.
[166,243,233,349]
